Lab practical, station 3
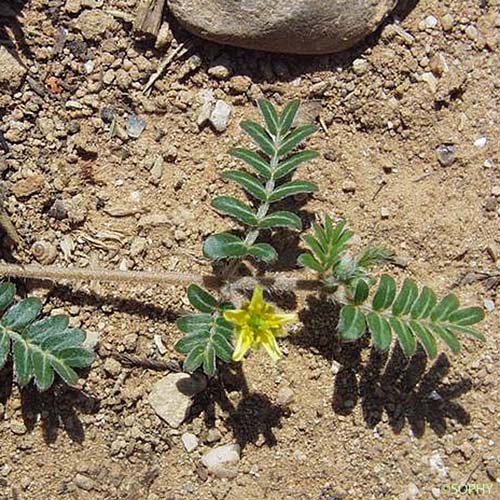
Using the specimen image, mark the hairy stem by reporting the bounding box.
[0,263,322,293]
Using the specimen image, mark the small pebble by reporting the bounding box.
[483,299,495,312]
[209,100,232,132]
[276,386,295,405]
[436,144,457,166]
[380,207,390,219]
[127,114,146,138]
[181,432,199,453]
[474,136,487,148]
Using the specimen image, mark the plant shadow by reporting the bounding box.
[0,360,100,443]
[292,294,472,437]
[20,381,100,443]
[188,363,285,450]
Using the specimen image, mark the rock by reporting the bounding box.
[436,144,457,167]
[127,114,146,138]
[352,58,369,76]
[201,444,240,479]
[11,175,45,199]
[181,432,199,452]
[0,47,26,92]
[103,357,122,377]
[483,299,495,312]
[380,207,390,219]
[74,474,95,491]
[82,331,100,350]
[75,10,118,40]
[209,100,232,132]
[205,428,223,444]
[474,136,487,149]
[431,488,441,499]
[342,180,357,193]
[149,373,207,428]
[405,483,419,499]
[167,0,397,55]
[276,386,295,405]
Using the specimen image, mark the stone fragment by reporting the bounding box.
[11,175,45,198]
[0,46,26,91]
[167,0,397,55]
[201,444,240,479]
[149,373,207,428]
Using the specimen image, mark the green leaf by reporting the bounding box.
[42,328,86,352]
[0,282,15,310]
[31,350,54,391]
[203,343,217,376]
[13,340,32,387]
[258,99,279,136]
[203,233,248,260]
[49,358,78,386]
[223,171,268,201]
[366,312,392,351]
[297,253,324,273]
[259,211,302,230]
[0,330,10,369]
[177,314,212,334]
[212,332,233,362]
[247,243,278,263]
[411,287,437,320]
[273,151,319,180]
[212,196,258,226]
[448,307,485,326]
[278,125,316,156]
[268,180,317,202]
[280,100,300,135]
[431,294,460,322]
[230,148,272,179]
[2,298,42,331]
[57,347,95,368]
[353,280,369,305]
[372,275,397,311]
[187,285,218,313]
[26,315,70,342]
[183,344,205,373]
[447,323,485,341]
[302,234,325,262]
[409,321,437,359]
[429,324,461,354]
[240,121,275,157]
[175,332,209,354]
[357,248,394,269]
[392,278,418,316]
[389,317,416,357]
[339,305,366,341]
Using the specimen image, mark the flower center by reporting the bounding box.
[247,313,266,331]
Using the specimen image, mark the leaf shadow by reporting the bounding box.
[187,363,285,450]
[19,380,100,444]
[290,294,472,437]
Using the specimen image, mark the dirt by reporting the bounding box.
[0,0,499,499]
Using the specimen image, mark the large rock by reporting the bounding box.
[167,0,397,54]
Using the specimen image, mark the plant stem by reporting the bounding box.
[0,263,322,293]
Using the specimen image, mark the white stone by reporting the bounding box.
[181,432,199,452]
[201,444,241,479]
[209,100,232,132]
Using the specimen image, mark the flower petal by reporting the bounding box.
[259,329,283,362]
[224,309,248,326]
[248,285,265,313]
[232,328,253,361]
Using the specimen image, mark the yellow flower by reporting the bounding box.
[224,285,297,362]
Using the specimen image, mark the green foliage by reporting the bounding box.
[203,99,318,263]
[175,285,234,376]
[299,219,485,358]
[0,282,95,391]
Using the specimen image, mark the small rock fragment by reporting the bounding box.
[103,357,122,377]
[276,386,295,405]
[342,180,356,193]
[181,432,199,452]
[11,175,45,198]
[201,444,241,479]
[0,46,26,91]
[436,144,457,166]
[209,100,232,132]
[380,207,390,219]
[74,474,95,491]
[474,136,487,148]
[127,114,146,138]
[483,299,495,313]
